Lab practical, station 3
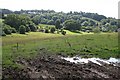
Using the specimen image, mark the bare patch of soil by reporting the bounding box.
[2,52,120,80]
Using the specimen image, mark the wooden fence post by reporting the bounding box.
[17,42,18,50]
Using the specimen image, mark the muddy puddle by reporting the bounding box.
[61,56,120,66]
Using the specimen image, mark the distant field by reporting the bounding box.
[2,32,62,45]
[2,32,119,67]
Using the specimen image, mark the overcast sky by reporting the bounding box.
[0,0,119,18]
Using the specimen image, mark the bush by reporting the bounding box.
[26,25,31,32]
[93,27,101,33]
[86,30,90,33]
[50,27,56,33]
[2,31,6,36]
[28,22,37,32]
[45,29,49,33]
[64,20,80,31]
[60,28,63,32]
[19,25,26,34]
[47,20,54,25]
[57,30,60,34]
[55,19,61,29]
[11,28,17,33]
[3,25,12,34]
[61,31,66,35]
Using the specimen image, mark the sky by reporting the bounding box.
[0,0,119,18]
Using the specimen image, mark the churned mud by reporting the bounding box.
[2,50,120,80]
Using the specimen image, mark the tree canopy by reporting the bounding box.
[64,20,80,31]
[1,9,119,35]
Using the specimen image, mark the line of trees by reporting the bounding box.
[1,14,37,36]
[0,9,119,36]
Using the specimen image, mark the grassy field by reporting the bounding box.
[2,31,119,67]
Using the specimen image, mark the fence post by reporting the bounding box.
[17,42,18,50]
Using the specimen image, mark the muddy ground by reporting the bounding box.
[2,50,120,80]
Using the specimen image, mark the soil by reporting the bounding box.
[2,50,120,80]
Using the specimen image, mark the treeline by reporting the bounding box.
[1,9,106,21]
[0,9,119,36]
[1,14,37,36]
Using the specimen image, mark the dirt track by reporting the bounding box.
[2,52,120,80]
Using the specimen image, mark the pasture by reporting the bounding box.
[2,32,119,67]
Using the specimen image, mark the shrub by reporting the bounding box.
[57,30,60,34]
[19,25,26,34]
[11,28,17,33]
[26,26,31,32]
[3,25,12,34]
[47,20,54,25]
[86,30,90,33]
[55,19,61,29]
[45,29,49,33]
[2,31,6,36]
[93,27,101,33]
[60,28,63,32]
[29,22,37,32]
[64,20,80,31]
[61,31,66,35]
[50,27,56,33]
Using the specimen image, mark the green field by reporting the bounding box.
[2,31,119,67]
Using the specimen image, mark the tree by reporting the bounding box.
[2,31,6,36]
[11,28,17,33]
[26,25,31,32]
[3,25,12,34]
[19,25,26,34]
[89,20,96,26]
[28,21,37,32]
[64,20,80,31]
[118,19,120,28]
[32,15,41,25]
[81,21,89,26]
[47,20,54,25]
[110,20,117,25]
[50,27,56,33]
[2,13,6,19]
[52,16,58,22]
[101,19,107,25]
[4,14,31,31]
[55,19,62,29]
[93,27,101,33]
[40,18,49,24]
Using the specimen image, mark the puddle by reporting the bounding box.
[61,56,120,66]
[108,58,120,63]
